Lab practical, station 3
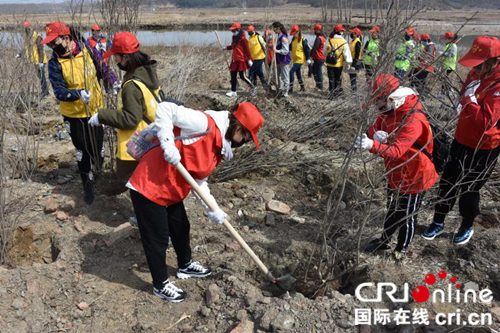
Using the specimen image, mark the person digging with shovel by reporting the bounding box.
[126,102,265,303]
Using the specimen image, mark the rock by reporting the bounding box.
[59,200,75,212]
[11,298,24,310]
[339,201,347,210]
[491,307,500,321]
[225,242,241,252]
[261,297,271,304]
[74,220,84,233]
[262,189,275,202]
[265,213,275,226]
[290,216,305,224]
[270,313,294,331]
[104,223,135,247]
[242,226,250,233]
[44,199,58,214]
[266,200,290,215]
[260,309,277,331]
[200,306,211,317]
[320,312,328,321]
[236,309,247,321]
[77,302,88,310]
[230,319,254,333]
[235,190,246,199]
[205,284,220,307]
[56,211,68,221]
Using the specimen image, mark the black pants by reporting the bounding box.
[349,73,357,91]
[64,116,103,186]
[130,190,192,289]
[312,59,324,90]
[434,140,500,229]
[413,70,429,96]
[382,190,424,252]
[327,66,343,95]
[249,59,266,88]
[365,65,374,80]
[231,70,253,92]
[441,69,454,93]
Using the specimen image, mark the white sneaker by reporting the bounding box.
[251,86,258,96]
[176,260,212,279]
[226,91,237,97]
[153,279,186,303]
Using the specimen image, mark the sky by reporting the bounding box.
[0,0,64,3]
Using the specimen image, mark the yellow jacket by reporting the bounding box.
[248,34,266,61]
[25,30,47,65]
[291,36,306,64]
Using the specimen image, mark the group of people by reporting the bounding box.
[22,19,499,301]
[220,21,459,99]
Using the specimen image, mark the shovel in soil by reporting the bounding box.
[176,163,297,292]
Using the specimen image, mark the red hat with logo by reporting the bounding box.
[349,27,361,36]
[334,24,346,33]
[369,25,380,33]
[313,23,323,31]
[247,25,255,32]
[41,21,70,45]
[458,36,500,67]
[370,74,400,103]
[103,32,140,58]
[421,33,430,41]
[290,25,300,36]
[233,103,265,150]
[91,24,101,31]
[441,31,455,40]
[405,27,415,36]
[229,22,241,30]
[23,21,31,27]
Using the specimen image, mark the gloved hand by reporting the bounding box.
[15,53,21,59]
[112,80,122,95]
[208,209,227,224]
[80,90,91,104]
[248,60,253,67]
[220,46,226,51]
[373,130,388,143]
[88,113,100,127]
[37,63,44,69]
[346,64,351,70]
[306,59,312,65]
[163,144,181,165]
[354,134,374,151]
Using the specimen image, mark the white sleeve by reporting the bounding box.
[191,178,220,213]
[155,102,208,150]
[344,41,352,64]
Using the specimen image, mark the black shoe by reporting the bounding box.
[83,181,95,205]
[176,260,211,279]
[364,238,391,253]
[153,279,186,303]
[300,85,305,92]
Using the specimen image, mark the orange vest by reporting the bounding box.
[129,113,223,206]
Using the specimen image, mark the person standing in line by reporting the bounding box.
[310,24,326,91]
[221,22,254,97]
[289,24,310,94]
[422,36,500,245]
[439,31,459,98]
[22,21,49,97]
[363,25,380,80]
[413,34,436,96]
[247,25,268,92]
[394,27,416,82]
[348,27,363,91]
[271,21,291,98]
[326,24,352,98]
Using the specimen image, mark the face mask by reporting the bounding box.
[350,33,356,39]
[248,32,254,36]
[53,43,67,57]
[404,34,411,41]
[117,62,128,71]
[422,41,429,46]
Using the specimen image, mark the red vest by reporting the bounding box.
[129,112,223,206]
[312,35,326,60]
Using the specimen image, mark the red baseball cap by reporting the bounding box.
[334,24,345,33]
[369,25,380,33]
[414,33,421,41]
[290,25,300,36]
[41,21,70,45]
[23,21,31,27]
[264,29,271,35]
[103,32,140,58]
[406,27,415,36]
[233,103,265,150]
[91,24,100,31]
[441,31,455,40]
[459,36,500,67]
[229,22,241,30]
[370,74,400,103]
[247,25,255,32]
[349,27,361,36]
[421,33,430,41]
[313,23,323,31]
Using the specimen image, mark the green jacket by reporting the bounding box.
[394,40,415,71]
[442,42,457,71]
[98,61,160,130]
[364,38,380,66]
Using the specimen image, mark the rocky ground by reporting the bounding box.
[0,46,499,333]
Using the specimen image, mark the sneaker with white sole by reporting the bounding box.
[153,279,186,303]
[454,227,474,245]
[226,91,237,97]
[422,222,444,240]
[176,260,211,279]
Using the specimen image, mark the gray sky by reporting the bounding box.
[0,0,64,3]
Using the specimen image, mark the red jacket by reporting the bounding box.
[129,113,223,206]
[311,35,326,60]
[227,34,252,63]
[455,65,500,150]
[368,94,439,194]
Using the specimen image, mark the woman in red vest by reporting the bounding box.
[127,102,265,302]
[310,24,326,90]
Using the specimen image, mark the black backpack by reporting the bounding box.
[326,39,346,66]
[412,111,451,173]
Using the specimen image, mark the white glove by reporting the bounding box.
[248,60,253,67]
[208,209,227,224]
[346,64,351,70]
[38,63,44,69]
[163,144,181,165]
[373,130,388,143]
[80,90,91,104]
[306,59,312,65]
[354,134,374,151]
[15,53,21,59]
[220,46,226,51]
[88,113,100,127]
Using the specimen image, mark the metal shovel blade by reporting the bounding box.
[272,274,297,292]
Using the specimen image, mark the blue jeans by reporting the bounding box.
[248,59,266,87]
[289,63,304,89]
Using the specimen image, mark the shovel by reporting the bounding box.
[175,163,297,292]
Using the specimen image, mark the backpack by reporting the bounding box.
[326,39,346,66]
[412,111,451,173]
